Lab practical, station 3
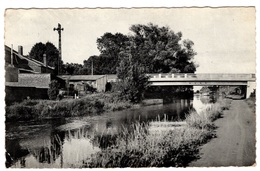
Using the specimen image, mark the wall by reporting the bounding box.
[18,73,51,88]
[96,76,107,92]
[5,66,18,82]
[5,86,48,105]
[246,81,256,98]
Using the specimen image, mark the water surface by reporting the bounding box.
[6,95,213,168]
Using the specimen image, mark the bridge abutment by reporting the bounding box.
[246,81,256,98]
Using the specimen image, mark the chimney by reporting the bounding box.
[43,54,47,67]
[18,45,23,56]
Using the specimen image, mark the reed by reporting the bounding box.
[84,99,231,168]
[186,99,231,130]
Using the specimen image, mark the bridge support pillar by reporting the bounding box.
[246,81,256,98]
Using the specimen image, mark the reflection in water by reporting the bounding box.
[6,96,214,168]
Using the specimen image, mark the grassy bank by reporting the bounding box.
[245,96,256,113]
[84,99,232,168]
[6,93,132,121]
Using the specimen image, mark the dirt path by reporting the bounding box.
[189,100,256,167]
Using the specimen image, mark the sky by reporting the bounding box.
[4,7,256,73]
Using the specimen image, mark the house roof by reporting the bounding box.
[59,75,106,81]
[5,45,55,70]
[106,74,117,80]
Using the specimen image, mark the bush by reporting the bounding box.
[48,80,60,100]
[186,99,231,130]
[85,83,97,93]
[116,55,150,103]
[5,92,132,121]
[84,123,214,167]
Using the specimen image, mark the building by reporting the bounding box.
[5,45,63,105]
[5,45,55,76]
[106,74,118,83]
[59,75,108,95]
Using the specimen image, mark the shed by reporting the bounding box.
[59,75,108,92]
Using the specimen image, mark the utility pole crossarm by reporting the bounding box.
[53,23,64,75]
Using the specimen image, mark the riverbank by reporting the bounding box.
[5,93,132,121]
[189,98,256,166]
[83,98,232,167]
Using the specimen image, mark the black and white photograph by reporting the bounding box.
[1,3,258,169]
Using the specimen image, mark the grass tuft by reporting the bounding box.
[84,98,232,168]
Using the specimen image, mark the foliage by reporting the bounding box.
[116,50,150,103]
[245,90,256,113]
[83,23,197,75]
[82,33,129,75]
[84,99,230,168]
[84,123,213,167]
[62,62,84,75]
[128,23,197,73]
[85,83,97,93]
[186,99,231,130]
[29,42,62,74]
[5,93,132,121]
[48,80,60,100]
[82,23,198,101]
[83,55,117,75]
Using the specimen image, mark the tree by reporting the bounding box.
[62,63,84,75]
[83,33,129,74]
[97,32,129,58]
[116,45,150,103]
[48,80,60,100]
[29,42,62,74]
[125,23,197,98]
[126,23,197,73]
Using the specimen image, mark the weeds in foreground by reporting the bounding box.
[186,99,231,130]
[84,123,214,167]
[84,99,232,167]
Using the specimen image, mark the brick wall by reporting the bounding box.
[18,73,51,88]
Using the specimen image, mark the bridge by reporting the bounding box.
[147,73,256,98]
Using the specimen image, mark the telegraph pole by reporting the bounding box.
[53,23,64,75]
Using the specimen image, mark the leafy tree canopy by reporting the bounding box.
[128,23,197,73]
[29,42,62,73]
[62,63,84,75]
[84,23,197,74]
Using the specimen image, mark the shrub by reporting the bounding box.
[48,80,60,100]
[116,56,150,103]
[84,123,214,168]
[186,99,231,130]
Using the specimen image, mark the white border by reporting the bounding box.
[0,0,258,171]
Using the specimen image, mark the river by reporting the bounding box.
[5,95,215,168]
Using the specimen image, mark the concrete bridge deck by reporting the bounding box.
[148,73,255,86]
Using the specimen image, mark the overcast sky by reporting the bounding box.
[4,7,255,73]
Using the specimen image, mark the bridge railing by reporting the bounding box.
[148,73,255,80]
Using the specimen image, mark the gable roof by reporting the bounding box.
[59,75,106,81]
[5,45,55,70]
